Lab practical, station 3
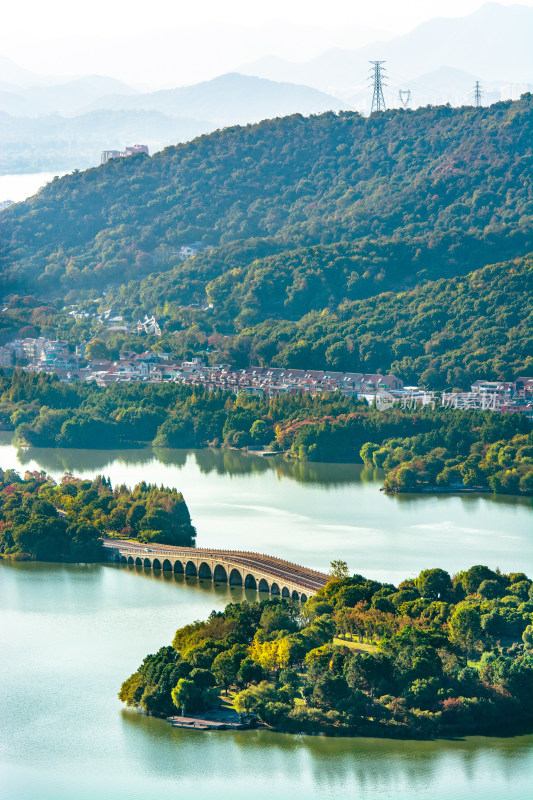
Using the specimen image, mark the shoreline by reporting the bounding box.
[139,706,533,741]
[2,434,530,500]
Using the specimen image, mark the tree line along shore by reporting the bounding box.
[0,469,195,561]
[1,371,532,496]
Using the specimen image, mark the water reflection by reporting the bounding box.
[2,551,532,800]
[9,436,371,487]
[113,562,268,604]
[119,707,533,800]
[1,433,530,581]
[3,430,529,508]
[389,488,532,510]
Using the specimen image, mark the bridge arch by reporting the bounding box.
[213,564,227,583]
[198,562,212,579]
[229,568,243,586]
[185,561,197,577]
[108,544,325,600]
[244,574,257,589]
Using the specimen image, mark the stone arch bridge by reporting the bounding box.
[103,539,328,602]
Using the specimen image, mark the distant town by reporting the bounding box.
[0,333,531,419]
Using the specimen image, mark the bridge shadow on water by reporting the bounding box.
[110,561,267,603]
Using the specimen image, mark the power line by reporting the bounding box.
[474,80,483,107]
[369,60,387,113]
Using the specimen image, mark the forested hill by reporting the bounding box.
[219,254,533,386]
[1,97,532,302]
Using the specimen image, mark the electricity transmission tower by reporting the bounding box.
[398,89,411,109]
[369,61,387,112]
[474,81,483,107]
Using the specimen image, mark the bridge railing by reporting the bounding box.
[103,541,328,580]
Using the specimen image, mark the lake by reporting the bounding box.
[0,435,530,582]
[0,438,531,799]
[0,172,66,204]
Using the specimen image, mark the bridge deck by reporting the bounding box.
[102,538,329,592]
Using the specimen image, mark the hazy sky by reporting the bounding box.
[2,0,531,88]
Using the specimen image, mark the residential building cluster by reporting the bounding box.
[89,358,405,397]
[0,337,82,372]
[0,337,531,418]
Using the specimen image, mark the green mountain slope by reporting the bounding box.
[221,254,533,387]
[1,97,532,301]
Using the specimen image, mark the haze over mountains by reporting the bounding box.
[242,3,533,107]
[0,72,348,174]
[0,3,531,174]
[82,74,348,126]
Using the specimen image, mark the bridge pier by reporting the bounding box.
[107,543,325,602]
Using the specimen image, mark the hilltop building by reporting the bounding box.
[100,145,149,165]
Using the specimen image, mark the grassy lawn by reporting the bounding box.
[216,689,237,709]
[333,638,379,654]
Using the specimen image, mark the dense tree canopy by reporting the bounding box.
[2,98,531,296]
[120,564,533,737]
[0,469,195,560]
[0,99,531,386]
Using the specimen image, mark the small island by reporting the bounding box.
[119,562,533,738]
[0,469,195,561]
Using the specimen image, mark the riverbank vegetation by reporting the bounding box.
[0,469,195,560]
[119,564,533,738]
[1,372,531,495]
[364,431,533,495]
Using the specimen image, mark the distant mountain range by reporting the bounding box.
[1,2,531,174]
[0,60,139,115]
[241,3,533,108]
[0,73,349,173]
[82,73,349,126]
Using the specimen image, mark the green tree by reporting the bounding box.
[237,658,263,688]
[329,560,350,580]
[84,338,110,360]
[448,604,482,656]
[212,651,238,694]
[415,568,452,601]
[171,678,200,714]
